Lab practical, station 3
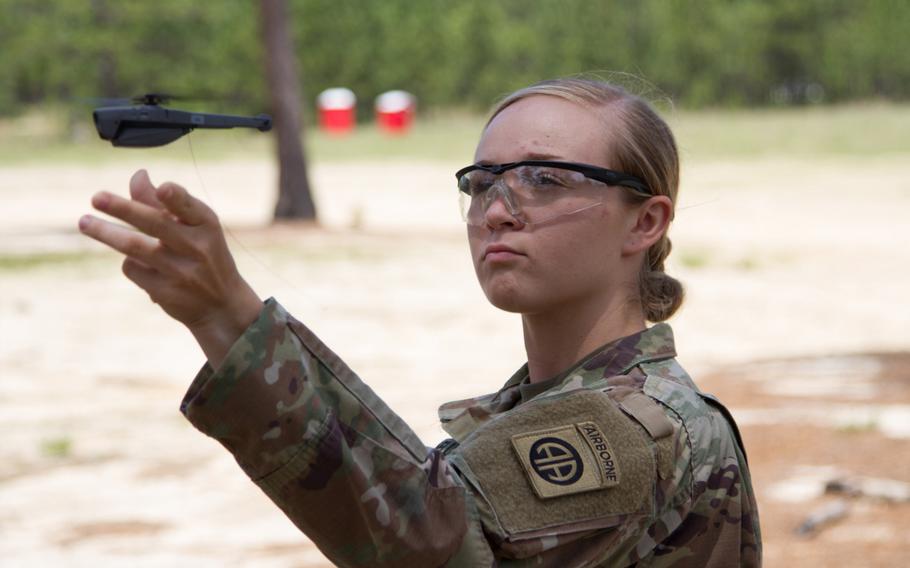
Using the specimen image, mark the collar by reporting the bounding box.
[438,323,677,441]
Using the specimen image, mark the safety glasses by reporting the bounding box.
[455,160,651,226]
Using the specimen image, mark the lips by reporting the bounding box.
[482,243,524,261]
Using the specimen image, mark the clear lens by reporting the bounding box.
[458,165,605,226]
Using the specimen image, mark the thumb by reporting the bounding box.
[156,182,215,227]
[129,169,164,209]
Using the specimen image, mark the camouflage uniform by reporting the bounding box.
[181,299,761,567]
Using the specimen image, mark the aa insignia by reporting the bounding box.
[511,423,620,499]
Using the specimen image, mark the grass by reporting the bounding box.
[40,436,73,458]
[676,249,765,271]
[836,419,879,434]
[308,110,485,162]
[678,249,712,269]
[668,102,910,159]
[0,250,109,272]
[1,102,909,166]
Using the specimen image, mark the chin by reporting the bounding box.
[486,294,527,314]
[480,278,523,313]
[481,280,545,314]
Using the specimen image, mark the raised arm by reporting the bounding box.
[78,172,493,566]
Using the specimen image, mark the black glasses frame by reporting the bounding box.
[455,160,652,195]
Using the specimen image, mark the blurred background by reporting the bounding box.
[1,0,908,566]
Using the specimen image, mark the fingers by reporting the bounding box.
[129,169,165,210]
[90,191,193,251]
[156,182,215,227]
[80,173,255,337]
[126,168,218,230]
[79,214,163,263]
[82,173,229,271]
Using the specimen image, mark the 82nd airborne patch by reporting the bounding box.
[511,422,622,499]
[576,421,621,486]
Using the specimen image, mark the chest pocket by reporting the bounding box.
[453,389,655,538]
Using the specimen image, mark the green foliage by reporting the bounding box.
[1,0,908,118]
[0,0,263,114]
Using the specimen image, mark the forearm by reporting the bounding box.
[180,299,486,566]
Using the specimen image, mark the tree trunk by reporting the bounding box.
[259,0,317,222]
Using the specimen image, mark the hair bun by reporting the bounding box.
[642,271,684,322]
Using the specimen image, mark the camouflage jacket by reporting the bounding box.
[181,299,761,567]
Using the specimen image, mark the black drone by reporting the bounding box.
[93,93,272,147]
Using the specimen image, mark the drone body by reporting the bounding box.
[93,94,272,147]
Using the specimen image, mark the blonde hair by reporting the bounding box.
[488,77,684,322]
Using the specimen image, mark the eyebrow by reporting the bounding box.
[522,152,564,161]
[475,151,566,166]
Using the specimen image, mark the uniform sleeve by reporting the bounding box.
[180,299,495,567]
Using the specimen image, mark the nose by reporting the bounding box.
[481,182,525,228]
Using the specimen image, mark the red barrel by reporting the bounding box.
[317,88,356,134]
[375,90,415,134]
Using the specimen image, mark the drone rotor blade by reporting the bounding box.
[77,96,133,106]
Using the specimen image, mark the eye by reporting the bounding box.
[523,167,570,189]
[460,172,494,196]
[457,176,472,195]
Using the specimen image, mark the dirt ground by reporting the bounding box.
[1,156,908,566]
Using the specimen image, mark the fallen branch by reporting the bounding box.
[825,476,910,503]
[795,499,850,537]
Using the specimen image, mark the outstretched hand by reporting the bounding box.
[79,170,263,367]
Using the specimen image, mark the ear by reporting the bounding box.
[621,196,673,257]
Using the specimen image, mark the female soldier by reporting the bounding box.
[79,78,761,566]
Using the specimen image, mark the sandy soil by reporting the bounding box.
[1,156,909,566]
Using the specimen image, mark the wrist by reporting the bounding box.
[189,284,263,368]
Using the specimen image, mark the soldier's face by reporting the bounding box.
[467,95,641,315]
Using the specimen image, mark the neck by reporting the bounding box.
[522,293,645,383]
